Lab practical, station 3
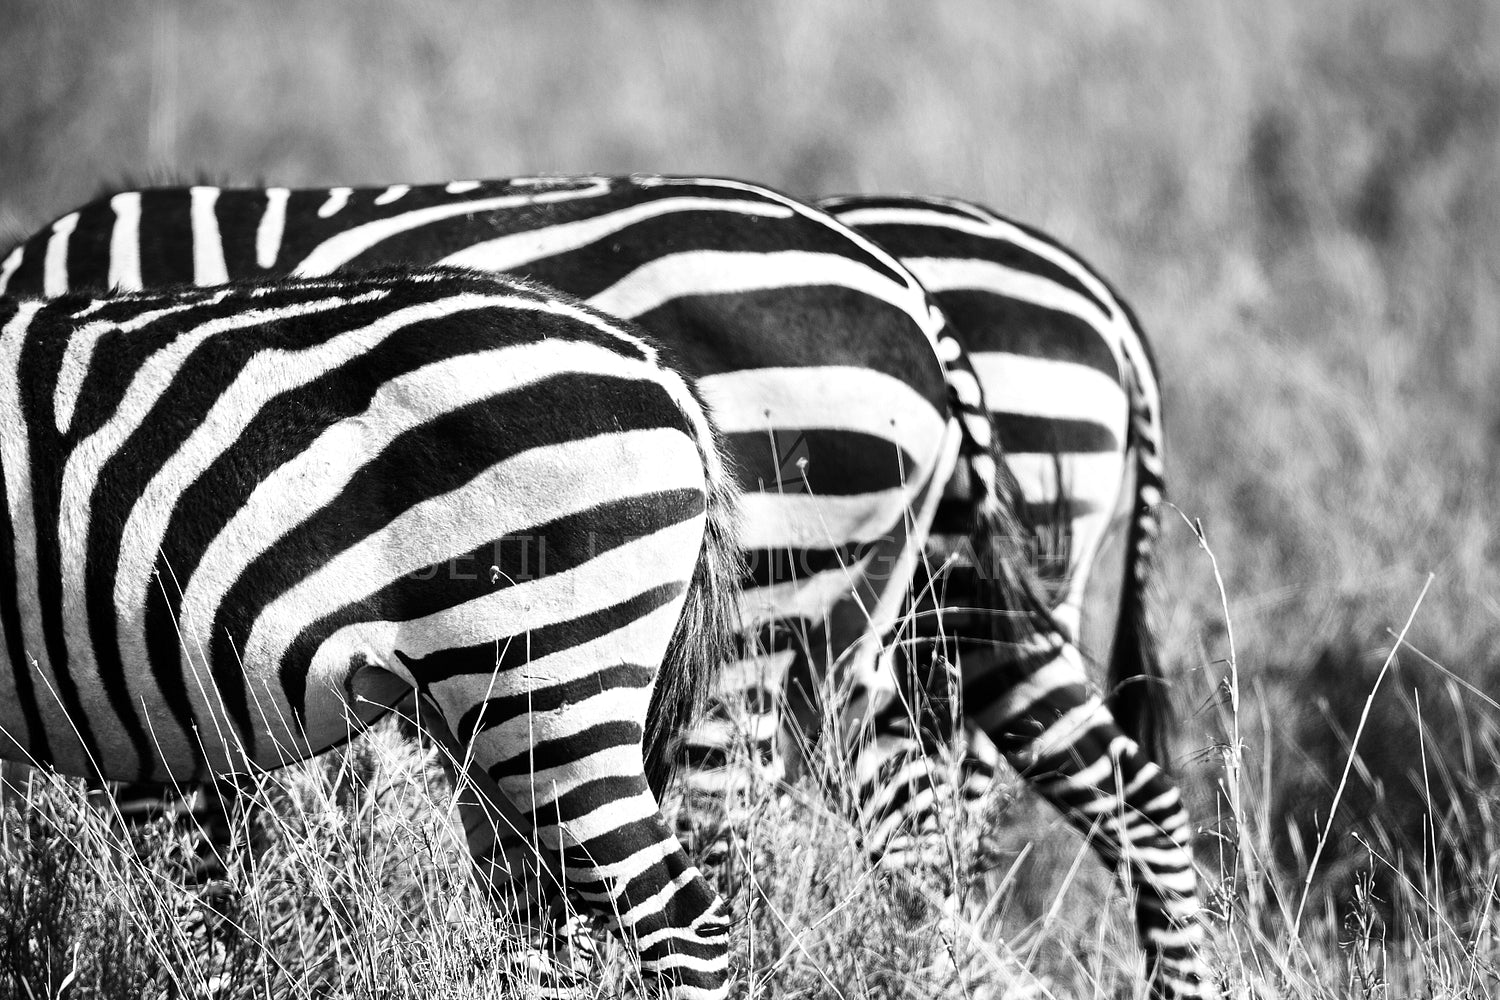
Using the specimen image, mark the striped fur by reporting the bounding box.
[823,194,1211,999]
[820,193,1169,751]
[0,174,967,780]
[2,177,1209,996]
[0,269,739,998]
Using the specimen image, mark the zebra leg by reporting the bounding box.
[967,639,1215,1000]
[410,674,730,998]
[390,690,583,994]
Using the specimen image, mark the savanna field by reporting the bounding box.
[2,1,1499,996]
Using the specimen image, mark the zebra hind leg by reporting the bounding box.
[393,690,598,997]
[411,683,730,999]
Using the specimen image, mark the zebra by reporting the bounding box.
[0,173,989,786]
[0,266,743,998]
[820,193,1208,995]
[0,175,1213,998]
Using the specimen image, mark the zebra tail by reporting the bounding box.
[643,416,744,799]
[968,434,1060,653]
[1107,309,1172,766]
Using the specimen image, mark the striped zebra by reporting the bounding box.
[822,194,1208,996]
[0,174,991,784]
[0,267,742,998]
[1,175,1212,997]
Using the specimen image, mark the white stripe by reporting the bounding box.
[0,246,21,297]
[189,187,229,286]
[504,762,662,840]
[1143,867,1200,897]
[57,289,388,775]
[1123,844,1197,871]
[639,176,939,339]
[438,197,793,274]
[589,249,929,329]
[292,180,612,276]
[696,366,946,458]
[833,202,1128,323]
[715,649,795,697]
[738,488,920,550]
[738,556,874,628]
[972,645,1088,728]
[445,180,480,194]
[568,830,679,884]
[256,188,289,269]
[1026,699,1112,764]
[971,352,1128,429]
[373,184,409,206]
[689,712,781,748]
[54,293,230,434]
[318,187,353,218]
[904,256,1119,349]
[107,193,143,291]
[44,213,78,297]
[483,690,656,800]
[0,304,69,756]
[623,866,717,943]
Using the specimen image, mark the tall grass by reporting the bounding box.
[2,0,1499,995]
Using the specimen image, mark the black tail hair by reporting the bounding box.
[643,401,743,798]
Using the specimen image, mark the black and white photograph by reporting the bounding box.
[0,2,1496,997]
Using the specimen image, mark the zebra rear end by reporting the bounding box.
[0,268,739,998]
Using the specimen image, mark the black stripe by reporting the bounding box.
[723,426,915,498]
[844,217,1115,322]
[0,302,51,764]
[217,190,274,276]
[518,773,646,828]
[453,664,657,745]
[939,292,1120,376]
[414,585,687,732]
[994,414,1120,454]
[488,719,642,780]
[4,235,45,297]
[821,194,983,220]
[19,308,109,771]
[634,283,944,388]
[137,190,197,288]
[64,201,115,292]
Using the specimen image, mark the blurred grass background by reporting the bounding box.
[2,0,1499,995]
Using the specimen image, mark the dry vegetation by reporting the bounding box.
[1,0,1499,996]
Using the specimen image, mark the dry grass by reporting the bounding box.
[2,0,1499,996]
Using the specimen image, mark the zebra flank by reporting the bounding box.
[0,268,738,998]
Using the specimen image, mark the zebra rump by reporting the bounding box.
[0,265,744,997]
